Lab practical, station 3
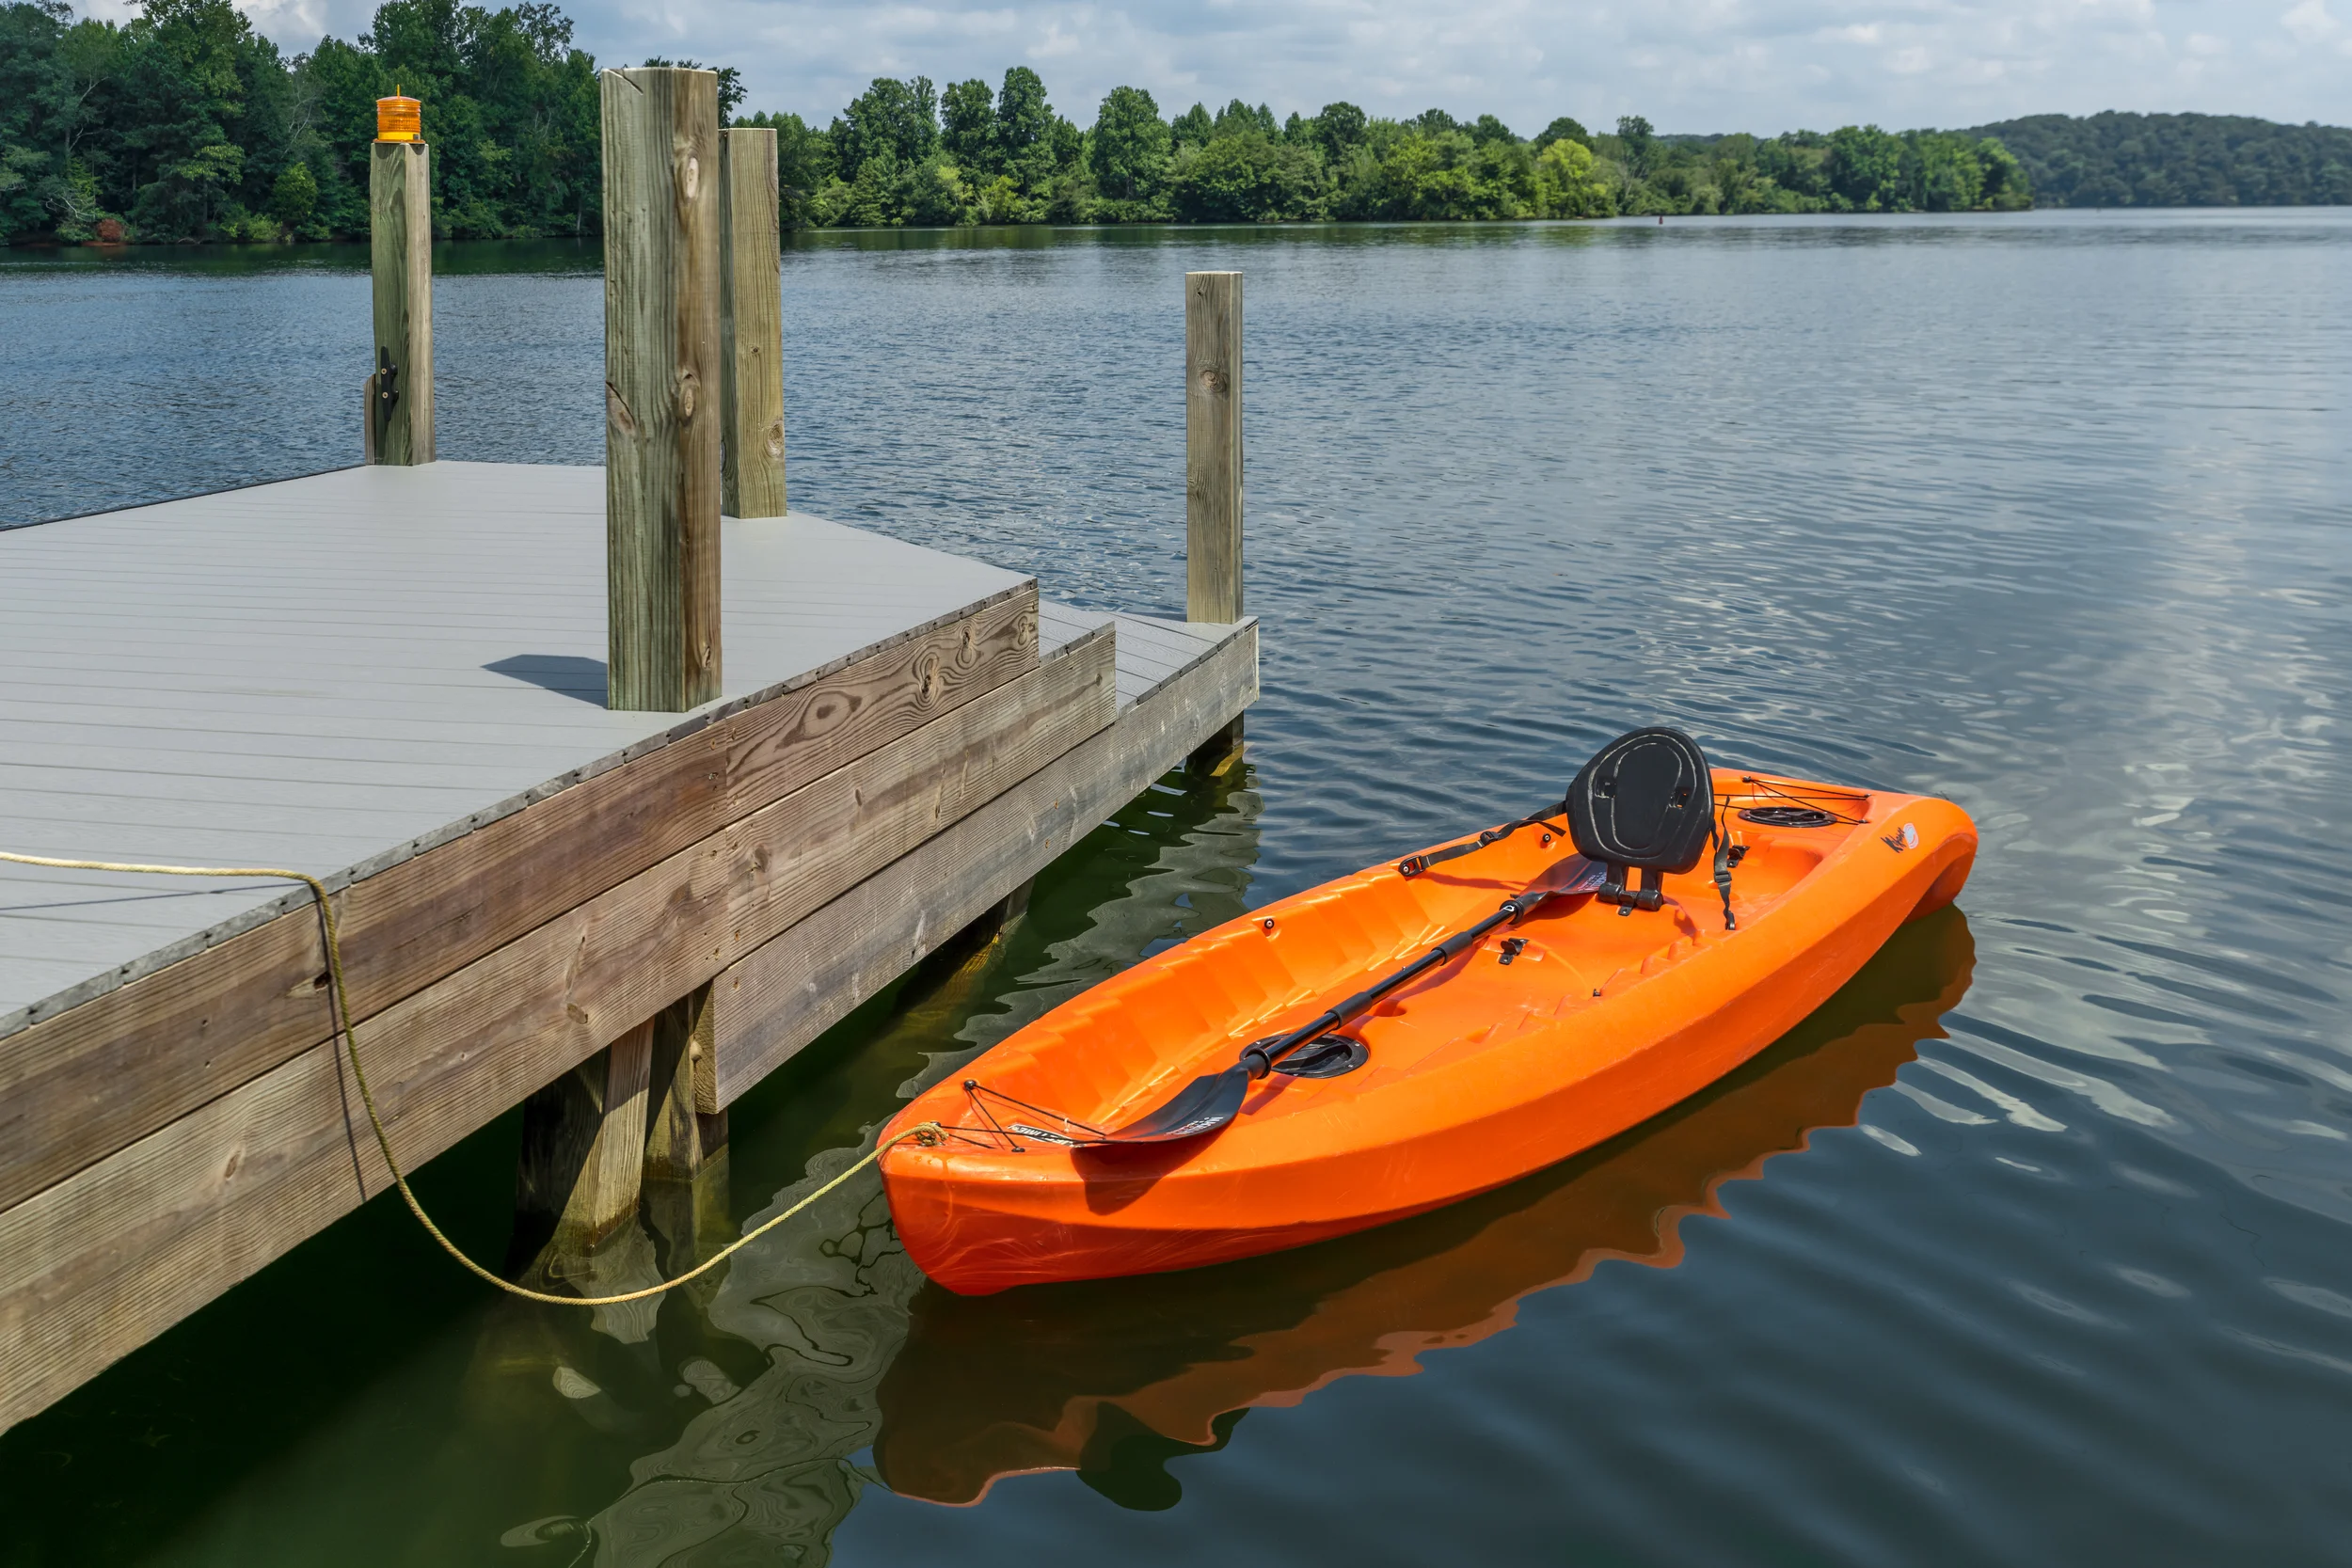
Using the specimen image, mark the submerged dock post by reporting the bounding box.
[642,985,732,1292]
[1186,270,1244,772]
[601,65,723,711]
[367,122,434,464]
[719,125,787,519]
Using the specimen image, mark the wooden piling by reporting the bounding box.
[368,140,434,465]
[645,984,725,1180]
[719,126,787,519]
[1185,271,1244,773]
[514,1022,655,1256]
[602,66,723,711]
[1184,271,1243,624]
[643,983,731,1295]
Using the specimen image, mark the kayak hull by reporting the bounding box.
[882,770,1976,1294]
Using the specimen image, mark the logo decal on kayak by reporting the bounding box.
[1883,822,1919,852]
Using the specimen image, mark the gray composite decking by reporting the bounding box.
[0,461,1221,1037]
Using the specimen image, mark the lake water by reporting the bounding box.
[3,209,2350,1565]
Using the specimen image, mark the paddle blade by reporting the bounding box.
[1103,1064,1252,1144]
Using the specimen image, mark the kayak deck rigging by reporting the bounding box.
[937,773,1873,1150]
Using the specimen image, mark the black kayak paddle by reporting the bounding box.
[1099,880,1584,1145]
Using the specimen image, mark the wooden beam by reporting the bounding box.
[642,982,729,1304]
[718,126,787,519]
[707,622,1256,1105]
[644,983,723,1180]
[1184,271,1243,624]
[0,624,1114,1431]
[0,589,1039,1216]
[603,66,723,711]
[515,1021,655,1255]
[368,140,434,466]
[1188,715,1245,778]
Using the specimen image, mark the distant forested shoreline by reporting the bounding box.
[0,0,2341,246]
[739,95,2031,230]
[1965,114,2352,209]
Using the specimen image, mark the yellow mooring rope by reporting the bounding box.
[0,849,942,1308]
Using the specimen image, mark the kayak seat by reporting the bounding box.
[1565,727,1716,914]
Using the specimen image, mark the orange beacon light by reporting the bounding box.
[376,90,421,142]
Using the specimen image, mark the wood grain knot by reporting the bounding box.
[804,691,849,734]
[682,154,700,201]
[605,381,639,437]
[763,420,785,459]
[1197,368,1229,397]
[676,368,699,420]
[915,651,944,705]
[1016,611,1039,649]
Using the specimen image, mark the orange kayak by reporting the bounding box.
[875,909,1977,1504]
[881,766,1976,1295]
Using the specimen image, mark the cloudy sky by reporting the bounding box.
[181,0,2352,134]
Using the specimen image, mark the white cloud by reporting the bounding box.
[2280,0,2335,45]
[205,0,2352,135]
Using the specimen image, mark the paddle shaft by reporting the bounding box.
[1241,891,1555,1077]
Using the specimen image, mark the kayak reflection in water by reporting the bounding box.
[871,906,1977,1509]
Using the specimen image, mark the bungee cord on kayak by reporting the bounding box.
[931,734,1899,1162]
[946,729,1749,1152]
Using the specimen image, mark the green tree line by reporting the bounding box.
[745,91,2032,229]
[1966,112,2352,207]
[0,0,603,242]
[108,0,2352,242]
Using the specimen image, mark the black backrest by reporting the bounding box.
[1565,727,1715,874]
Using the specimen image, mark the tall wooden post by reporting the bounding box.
[368,140,434,464]
[719,126,787,519]
[1185,270,1244,773]
[1185,271,1243,623]
[602,67,723,712]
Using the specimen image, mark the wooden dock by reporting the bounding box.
[0,462,1254,1429]
[0,70,1262,1433]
